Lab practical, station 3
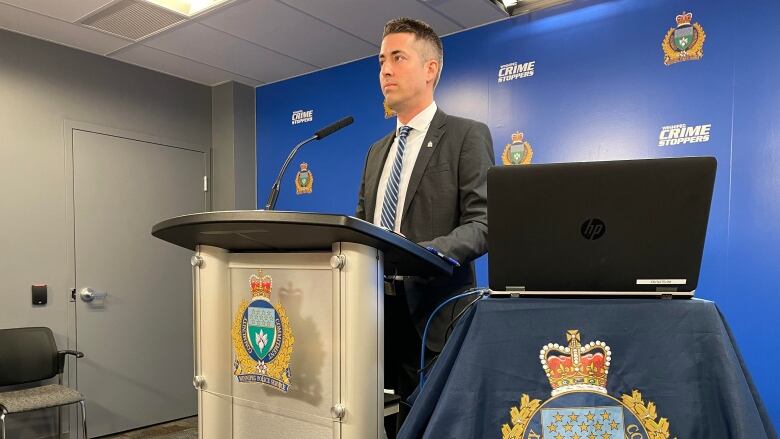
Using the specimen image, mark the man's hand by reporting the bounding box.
[425,246,461,267]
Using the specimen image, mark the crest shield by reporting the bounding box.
[673,25,694,50]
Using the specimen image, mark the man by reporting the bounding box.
[355,17,495,433]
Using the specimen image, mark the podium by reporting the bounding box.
[152,211,451,439]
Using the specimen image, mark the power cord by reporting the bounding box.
[419,287,489,389]
[444,293,485,344]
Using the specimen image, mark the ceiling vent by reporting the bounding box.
[80,0,186,41]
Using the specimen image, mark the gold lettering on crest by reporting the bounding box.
[626,424,645,439]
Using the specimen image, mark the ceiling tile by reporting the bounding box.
[421,0,506,29]
[0,2,132,55]
[143,22,316,83]
[0,0,113,23]
[113,44,263,86]
[0,0,506,88]
[200,0,378,67]
[278,0,463,43]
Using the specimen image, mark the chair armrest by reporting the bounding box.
[57,350,85,374]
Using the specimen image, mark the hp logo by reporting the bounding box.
[581,218,606,240]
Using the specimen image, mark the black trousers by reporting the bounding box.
[384,289,435,437]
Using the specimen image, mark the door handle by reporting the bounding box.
[79,287,107,302]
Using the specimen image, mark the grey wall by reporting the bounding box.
[212,81,256,210]
[0,29,212,438]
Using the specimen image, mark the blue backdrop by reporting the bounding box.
[257,0,779,425]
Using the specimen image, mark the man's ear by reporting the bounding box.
[426,59,440,85]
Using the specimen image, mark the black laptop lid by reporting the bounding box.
[487,157,716,292]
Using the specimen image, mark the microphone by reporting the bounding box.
[264,116,354,210]
[315,116,354,140]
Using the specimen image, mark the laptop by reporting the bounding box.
[487,156,716,296]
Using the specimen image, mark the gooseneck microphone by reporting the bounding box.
[264,116,354,210]
[314,116,354,140]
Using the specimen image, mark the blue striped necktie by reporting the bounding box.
[380,125,412,230]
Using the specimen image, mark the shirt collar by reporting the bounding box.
[396,101,437,135]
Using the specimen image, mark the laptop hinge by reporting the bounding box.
[656,286,677,300]
[503,286,525,298]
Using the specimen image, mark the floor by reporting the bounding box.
[100,417,197,438]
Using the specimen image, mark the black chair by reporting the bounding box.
[0,327,87,439]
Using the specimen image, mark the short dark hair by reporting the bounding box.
[383,17,444,86]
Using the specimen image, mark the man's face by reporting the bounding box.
[379,32,435,113]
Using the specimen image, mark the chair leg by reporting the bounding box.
[1,407,7,439]
[79,401,87,439]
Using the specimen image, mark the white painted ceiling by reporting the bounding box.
[0,0,507,87]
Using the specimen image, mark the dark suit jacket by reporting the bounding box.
[356,108,494,351]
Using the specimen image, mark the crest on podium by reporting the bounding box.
[231,271,295,392]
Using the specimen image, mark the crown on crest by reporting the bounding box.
[540,330,611,396]
[511,132,525,143]
[676,12,693,27]
[250,272,272,299]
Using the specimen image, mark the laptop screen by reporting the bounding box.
[487,157,716,293]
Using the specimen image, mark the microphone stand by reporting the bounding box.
[264,116,353,210]
[264,134,317,211]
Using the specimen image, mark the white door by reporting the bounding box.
[70,129,206,437]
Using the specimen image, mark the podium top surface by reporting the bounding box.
[151,210,453,277]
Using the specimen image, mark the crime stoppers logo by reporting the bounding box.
[291,109,313,125]
[498,61,535,83]
[658,123,711,146]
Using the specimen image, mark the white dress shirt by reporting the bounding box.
[373,101,438,232]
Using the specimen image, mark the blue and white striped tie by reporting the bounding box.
[380,125,412,230]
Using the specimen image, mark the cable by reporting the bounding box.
[419,287,489,389]
[417,353,440,376]
[444,294,484,344]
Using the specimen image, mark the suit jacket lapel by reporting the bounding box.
[401,109,447,222]
[365,132,395,223]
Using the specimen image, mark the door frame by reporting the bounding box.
[62,120,211,437]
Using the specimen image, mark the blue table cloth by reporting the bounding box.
[399,298,777,439]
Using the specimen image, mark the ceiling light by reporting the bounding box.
[144,0,232,17]
[487,0,572,17]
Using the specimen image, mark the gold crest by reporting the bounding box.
[231,271,295,392]
[295,162,313,195]
[662,12,706,66]
[502,132,533,166]
[501,330,676,439]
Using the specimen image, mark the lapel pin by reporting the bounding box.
[427,141,433,148]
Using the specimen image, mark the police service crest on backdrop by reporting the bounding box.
[295,162,313,195]
[662,12,705,66]
[502,132,534,165]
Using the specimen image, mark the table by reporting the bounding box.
[399,298,777,439]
